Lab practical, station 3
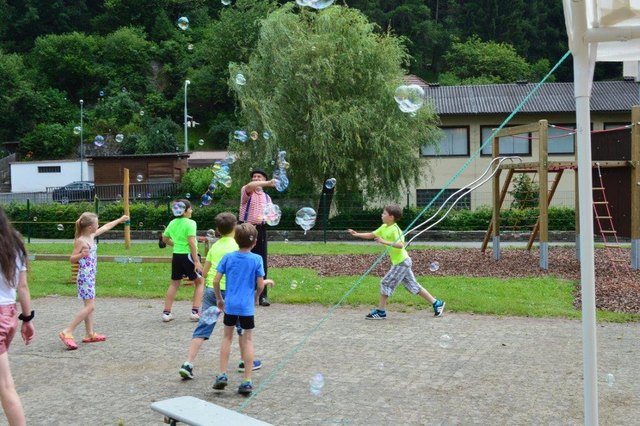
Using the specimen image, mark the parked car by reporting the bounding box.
[51,181,96,203]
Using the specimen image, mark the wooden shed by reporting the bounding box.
[88,153,190,185]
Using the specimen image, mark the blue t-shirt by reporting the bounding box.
[216,251,265,316]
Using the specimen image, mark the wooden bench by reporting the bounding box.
[150,396,272,426]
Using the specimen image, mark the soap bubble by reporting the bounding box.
[262,203,282,226]
[219,175,232,188]
[429,261,440,272]
[208,182,217,192]
[32,217,37,222]
[295,207,317,234]
[139,110,145,116]
[172,201,186,217]
[250,131,258,141]
[57,224,64,231]
[221,0,232,5]
[225,153,237,164]
[262,131,270,140]
[235,73,246,86]
[233,130,248,142]
[296,0,310,5]
[198,139,205,146]
[187,43,194,51]
[308,0,335,9]
[324,178,336,189]
[206,229,216,239]
[138,222,144,228]
[439,334,452,348]
[115,134,124,143]
[309,373,325,396]
[177,16,189,30]
[116,194,122,201]
[146,192,152,199]
[136,174,144,182]
[394,84,425,113]
[93,135,105,147]
[73,126,82,135]
[607,373,615,387]
[61,197,69,205]
[137,193,142,198]
[99,90,105,97]
[200,193,213,206]
[290,280,298,290]
[185,192,191,198]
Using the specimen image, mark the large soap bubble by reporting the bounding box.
[394,84,425,113]
[115,134,124,143]
[263,203,282,226]
[234,130,248,142]
[73,126,82,135]
[93,135,105,147]
[177,16,189,30]
[324,178,336,189]
[200,192,213,207]
[295,207,317,234]
[275,174,289,192]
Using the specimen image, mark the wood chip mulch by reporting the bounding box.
[270,247,640,314]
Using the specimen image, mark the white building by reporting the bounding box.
[10,159,93,192]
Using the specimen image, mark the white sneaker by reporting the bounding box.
[162,312,174,322]
[189,311,201,322]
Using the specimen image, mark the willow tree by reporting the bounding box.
[228,3,441,202]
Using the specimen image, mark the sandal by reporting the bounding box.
[58,331,78,350]
[82,333,107,343]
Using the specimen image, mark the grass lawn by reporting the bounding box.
[25,241,640,322]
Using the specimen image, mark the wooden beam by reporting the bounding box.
[495,122,541,137]
[631,106,640,241]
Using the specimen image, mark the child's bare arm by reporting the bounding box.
[373,236,404,249]
[347,229,375,240]
[255,277,266,305]
[202,260,212,279]
[16,271,35,345]
[70,239,90,263]
[95,215,129,237]
[213,273,224,309]
[187,236,202,271]
[162,236,174,246]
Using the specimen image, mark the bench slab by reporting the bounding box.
[150,396,272,426]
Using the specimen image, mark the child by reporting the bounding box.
[178,213,262,380]
[161,199,204,322]
[0,207,35,425]
[347,205,445,319]
[212,223,274,395]
[59,212,129,349]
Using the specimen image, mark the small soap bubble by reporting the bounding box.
[187,43,194,51]
[57,224,64,231]
[250,131,258,141]
[177,16,189,31]
[607,373,615,387]
[116,194,122,201]
[221,0,232,5]
[324,178,336,189]
[137,193,142,198]
[200,306,221,325]
[139,110,145,116]
[429,261,440,272]
[233,130,248,142]
[262,131,270,140]
[439,334,452,348]
[200,193,212,206]
[32,217,37,222]
[115,134,124,143]
[378,362,384,370]
[308,0,334,9]
[309,373,325,396]
[206,229,216,239]
[93,135,105,147]
[225,153,236,164]
[198,139,204,146]
[99,90,105,97]
[138,222,144,228]
[220,175,232,188]
[73,126,82,135]
[146,192,152,199]
[290,280,298,290]
[235,73,246,86]
[185,193,191,198]
[61,197,69,205]
[136,174,144,182]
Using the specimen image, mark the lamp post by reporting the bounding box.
[80,99,84,181]
[184,79,191,153]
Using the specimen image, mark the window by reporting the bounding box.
[548,125,575,155]
[480,126,531,156]
[604,122,629,130]
[416,189,471,209]
[38,166,61,173]
[421,127,469,157]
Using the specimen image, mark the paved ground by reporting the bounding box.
[3,297,639,425]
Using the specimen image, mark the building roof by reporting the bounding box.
[410,79,638,116]
[87,152,190,160]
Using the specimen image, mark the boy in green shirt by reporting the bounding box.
[347,205,445,319]
[179,213,261,379]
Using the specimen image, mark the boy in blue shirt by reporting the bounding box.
[212,223,274,395]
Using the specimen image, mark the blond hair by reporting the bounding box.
[75,212,98,238]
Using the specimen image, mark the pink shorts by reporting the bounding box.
[0,304,18,355]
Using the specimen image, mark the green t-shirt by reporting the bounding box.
[373,223,409,265]
[163,217,197,254]
[205,236,239,289]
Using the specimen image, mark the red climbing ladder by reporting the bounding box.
[592,163,626,271]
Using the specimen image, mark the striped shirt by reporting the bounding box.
[239,185,271,225]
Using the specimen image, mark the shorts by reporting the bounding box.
[380,257,423,296]
[0,304,18,355]
[192,288,224,339]
[171,253,202,281]
[223,313,255,330]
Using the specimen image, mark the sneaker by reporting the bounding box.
[433,300,446,317]
[179,362,194,380]
[212,373,228,390]
[162,312,174,322]
[189,311,201,322]
[259,297,270,307]
[365,308,386,320]
[238,380,253,395]
[238,360,262,372]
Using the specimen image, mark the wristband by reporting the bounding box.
[18,310,35,322]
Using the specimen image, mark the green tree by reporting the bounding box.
[99,27,153,94]
[439,36,538,85]
[19,123,76,160]
[230,4,441,201]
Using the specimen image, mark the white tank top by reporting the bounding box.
[0,253,26,305]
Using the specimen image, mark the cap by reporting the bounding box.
[250,168,268,179]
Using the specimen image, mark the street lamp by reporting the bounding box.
[184,79,191,153]
[80,99,84,181]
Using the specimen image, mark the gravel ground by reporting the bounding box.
[271,247,640,313]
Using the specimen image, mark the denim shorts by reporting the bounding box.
[191,288,242,339]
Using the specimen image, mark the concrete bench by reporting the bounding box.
[150,396,272,426]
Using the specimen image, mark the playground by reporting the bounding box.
[8,296,640,425]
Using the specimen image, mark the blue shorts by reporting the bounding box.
[192,288,241,339]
